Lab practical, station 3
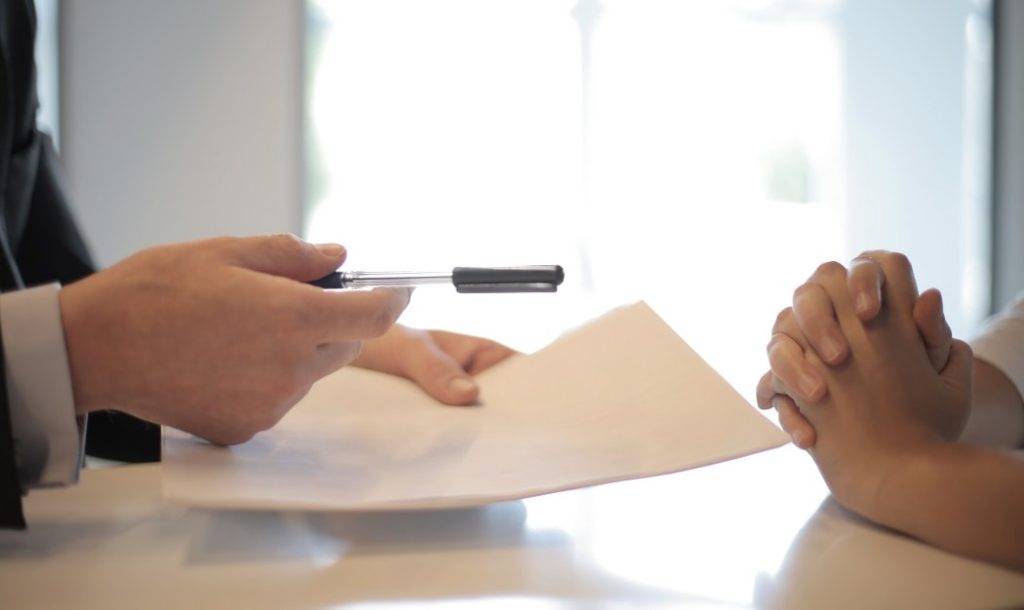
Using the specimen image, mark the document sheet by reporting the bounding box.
[162,302,788,510]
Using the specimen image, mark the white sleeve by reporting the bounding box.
[0,283,84,489]
[971,292,1024,403]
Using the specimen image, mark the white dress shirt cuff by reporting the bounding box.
[971,292,1024,405]
[0,283,84,489]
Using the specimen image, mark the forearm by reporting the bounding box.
[861,443,1024,572]
[960,358,1024,448]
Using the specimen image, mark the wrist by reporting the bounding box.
[836,440,947,526]
[59,280,108,415]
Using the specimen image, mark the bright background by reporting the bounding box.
[304,0,993,401]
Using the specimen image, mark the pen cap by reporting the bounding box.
[452,265,564,293]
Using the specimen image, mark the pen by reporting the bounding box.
[308,265,565,293]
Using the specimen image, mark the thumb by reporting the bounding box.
[938,338,974,441]
[940,338,974,393]
[403,343,481,406]
[914,288,952,372]
[225,234,346,281]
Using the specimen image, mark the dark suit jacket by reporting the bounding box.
[1,0,158,529]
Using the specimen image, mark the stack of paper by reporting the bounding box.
[162,302,787,510]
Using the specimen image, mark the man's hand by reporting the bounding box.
[59,234,410,445]
[756,251,953,448]
[354,325,517,405]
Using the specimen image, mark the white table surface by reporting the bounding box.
[2,445,1023,610]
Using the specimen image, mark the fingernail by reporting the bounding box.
[799,373,822,400]
[448,377,477,395]
[792,431,807,448]
[820,336,843,362]
[856,292,873,315]
[316,243,345,258]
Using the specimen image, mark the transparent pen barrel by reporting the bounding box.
[341,271,451,288]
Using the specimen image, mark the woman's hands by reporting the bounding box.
[761,253,973,513]
[757,251,955,448]
[754,251,1024,571]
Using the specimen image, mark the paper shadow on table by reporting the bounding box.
[181,499,571,566]
[754,498,1024,610]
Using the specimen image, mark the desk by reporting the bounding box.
[2,445,1023,609]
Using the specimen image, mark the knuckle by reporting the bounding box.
[766,348,787,374]
[791,282,820,304]
[888,251,912,275]
[855,249,885,261]
[770,309,794,329]
[814,260,846,280]
[755,372,776,404]
[766,338,803,385]
[765,333,791,360]
[773,307,794,332]
[270,232,308,257]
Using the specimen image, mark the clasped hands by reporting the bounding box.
[755,251,973,513]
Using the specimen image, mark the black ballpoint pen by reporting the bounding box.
[308,265,565,293]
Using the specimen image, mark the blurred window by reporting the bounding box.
[305,0,991,396]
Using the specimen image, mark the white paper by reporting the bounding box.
[162,302,788,510]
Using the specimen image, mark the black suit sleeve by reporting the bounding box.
[0,0,30,530]
[0,315,25,528]
[13,134,95,288]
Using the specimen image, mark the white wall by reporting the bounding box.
[994,0,1024,310]
[840,0,990,336]
[60,0,304,267]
